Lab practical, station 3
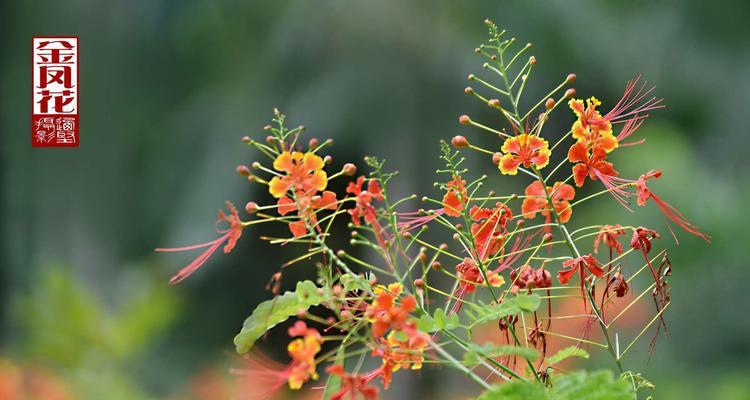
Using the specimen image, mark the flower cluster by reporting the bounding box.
[158,20,708,399]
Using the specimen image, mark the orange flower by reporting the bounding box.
[567,142,618,188]
[268,151,327,198]
[157,201,244,284]
[366,283,416,339]
[442,176,467,217]
[371,323,428,389]
[286,322,323,390]
[385,324,428,370]
[521,181,575,224]
[498,134,551,175]
[569,97,619,153]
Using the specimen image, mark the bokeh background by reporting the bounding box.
[2,0,749,399]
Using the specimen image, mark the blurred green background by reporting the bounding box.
[2,0,748,399]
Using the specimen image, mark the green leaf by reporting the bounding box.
[476,370,634,400]
[477,380,547,400]
[467,294,540,325]
[551,370,634,400]
[547,346,590,366]
[463,343,540,366]
[233,280,326,353]
[417,314,437,333]
[515,294,541,312]
[433,308,460,330]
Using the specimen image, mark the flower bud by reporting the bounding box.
[236,165,251,176]
[309,138,319,148]
[431,261,442,270]
[242,136,251,144]
[265,135,275,144]
[342,163,357,176]
[451,135,469,148]
[245,201,259,214]
[566,73,577,83]
[464,86,474,95]
[414,278,425,289]
[545,98,556,110]
[543,233,554,243]
[332,285,343,296]
[324,155,333,164]
[564,88,576,99]
[492,152,502,166]
[488,99,501,108]
[530,56,537,66]
[458,115,471,125]
[263,124,272,131]
[467,74,475,81]
[251,161,261,170]
[336,249,346,257]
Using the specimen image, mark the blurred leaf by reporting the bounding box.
[547,346,590,366]
[467,294,540,325]
[463,343,540,366]
[477,370,634,400]
[233,280,326,353]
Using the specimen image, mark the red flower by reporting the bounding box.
[521,181,576,224]
[442,175,467,217]
[277,190,338,237]
[326,365,379,400]
[469,204,512,260]
[558,254,605,285]
[456,258,505,295]
[635,170,710,242]
[630,226,660,254]
[558,254,605,309]
[347,176,384,227]
[156,201,244,284]
[567,142,618,188]
[594,224,626,255]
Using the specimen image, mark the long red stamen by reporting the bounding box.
[157,233,230,284]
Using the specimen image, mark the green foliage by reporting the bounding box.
[14,266,181,400]
[463,343,540,366]
[464,294,541,325]
[418,308,462,332]
[339,273,371,292]
[546,346,590,366]
[234,280,326,353]
[477,370,634,400]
